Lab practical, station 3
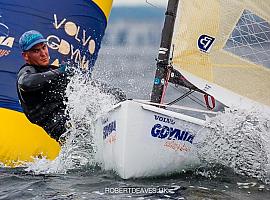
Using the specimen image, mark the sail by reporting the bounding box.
[0,0,113,166]
[172,0,270,108]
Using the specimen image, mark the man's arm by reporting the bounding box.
[18,65,65,92]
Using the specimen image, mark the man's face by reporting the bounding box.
[22,43,50,66]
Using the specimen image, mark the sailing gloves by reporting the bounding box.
[59,63,68,73]
[59,63,75,76]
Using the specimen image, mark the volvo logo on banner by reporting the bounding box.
[198,34,215,53]
[154,115,175,125]
[0,14,14,58]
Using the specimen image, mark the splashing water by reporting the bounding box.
[24,64,270,183]
[196,105,270,183]
[25,70,119,174]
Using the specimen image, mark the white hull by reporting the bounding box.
[94,100,207,179]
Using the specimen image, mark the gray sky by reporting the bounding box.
[113,0,167,7]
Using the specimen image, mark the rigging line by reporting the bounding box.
[167,90,194,105]
[170,84,207,108]
[145,0,162,9]
[160,68,171,104]
[172,85,204,103]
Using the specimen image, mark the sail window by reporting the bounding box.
[224,10,270,68]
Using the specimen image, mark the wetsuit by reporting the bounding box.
[17,64,69,141]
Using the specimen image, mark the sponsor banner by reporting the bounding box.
[0,0,109,112]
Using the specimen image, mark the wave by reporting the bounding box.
[25,67,270,183]
[196,105,270,183]
[25,69,118,174]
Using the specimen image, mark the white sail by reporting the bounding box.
[172,0,270,108]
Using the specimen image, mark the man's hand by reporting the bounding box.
[59,63,68,73]
[59,63,75,76]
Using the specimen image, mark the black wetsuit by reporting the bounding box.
[17,64,69,141]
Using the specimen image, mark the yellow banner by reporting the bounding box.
[93,0,113,20]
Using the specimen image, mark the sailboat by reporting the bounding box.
[94,0,270,179]
[0,0,113,166]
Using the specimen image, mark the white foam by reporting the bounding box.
[25,71,117,174]
[196,104,270,183]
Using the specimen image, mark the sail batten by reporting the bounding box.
[172,0,270,107]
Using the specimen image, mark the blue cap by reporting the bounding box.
[19,30,47,51]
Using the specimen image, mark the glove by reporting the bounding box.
[58,63,68,73]
[59,62,75,76]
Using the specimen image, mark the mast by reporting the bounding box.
[150,0,179,103]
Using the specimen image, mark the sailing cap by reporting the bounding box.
[19,30,47,51]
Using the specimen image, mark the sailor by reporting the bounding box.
[17,30,70,141]
[17,30,127,142]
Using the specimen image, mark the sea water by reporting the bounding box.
[1,46,270,200]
